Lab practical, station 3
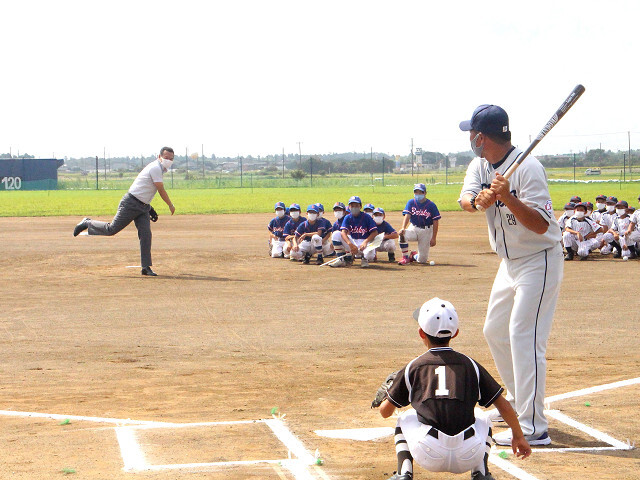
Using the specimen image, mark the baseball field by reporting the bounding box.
[1,205,638,480]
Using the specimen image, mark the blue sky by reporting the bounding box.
[2,0,639,159]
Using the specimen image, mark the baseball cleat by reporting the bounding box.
[73,217,91,237]
[329,257,346,268]
[303,253,311,264]
[398,256,411,265]
[141,266,158,276]
[493,429,551,446]
[388,252,395,263]
[387,473,412,480]
[471,471,495,480]
[316,255,324,265]
[564,250,574,261]
[361,258,369,268]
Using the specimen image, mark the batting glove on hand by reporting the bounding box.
[371,371,398,408]
[149,206,158,222]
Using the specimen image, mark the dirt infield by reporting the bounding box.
[0,212,638,480]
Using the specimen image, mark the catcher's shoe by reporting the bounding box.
[303,252,311,264]
[73,217,91,237]
[471,471,495,480]
[141,266,158,276]
[388,252,395,263]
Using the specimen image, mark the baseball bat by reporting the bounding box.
[476,84,586,212]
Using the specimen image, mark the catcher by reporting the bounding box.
[371,297,530,480]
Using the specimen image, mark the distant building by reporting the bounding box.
[0,158,64,190]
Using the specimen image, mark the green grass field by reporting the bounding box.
[1,180,638,217]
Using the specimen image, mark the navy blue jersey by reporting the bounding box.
[268,215,291,239]
[283,217,306,237]
[332,218,344,232]
[403,198,441,228]
[295,220,327,241]
[376,220,396,236]
[340,212,378,240]
[318,217,333,236]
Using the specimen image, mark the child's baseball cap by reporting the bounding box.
[274,201,285,210]
[413,297,459,338]
[289,203,301,211]
[373,207,385,215]
[570,195,582,203]
[364,203,375,211]
[606,196,618,204]
[306,204,319,213]
[333,202,346,210]
[348,196,362,205]
[595,194,607,201]
[413,183,426,193]
[563,202,576,210]
[314,203,325,212]
[616,200,629,208]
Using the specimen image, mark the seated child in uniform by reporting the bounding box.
[377,297,531,480]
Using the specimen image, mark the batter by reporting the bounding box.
[458,104,563,446]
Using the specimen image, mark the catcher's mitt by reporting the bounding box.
[371,371,398,408]
[149,206,158,222]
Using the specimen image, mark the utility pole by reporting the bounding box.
[573,153,576,183]
[370,147,373,184]
[239,155,243,187]
[202,144,205,178]
[282,148,285,179]
[411,138,414,177]
[310,155,313,187]
[297,142,302,168]
[95,156,99,190]
[629,131,632,175]
[382,155,385,187]
[103,147,106,180]
[186,147,189,178]
[623,154,626,182]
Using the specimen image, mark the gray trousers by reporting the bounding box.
[88,193,152,268]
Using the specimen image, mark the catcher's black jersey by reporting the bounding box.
[387,347,503,436]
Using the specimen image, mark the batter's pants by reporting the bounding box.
[87,193,152,268]
[483,243,564,437]
[397,409,491,475]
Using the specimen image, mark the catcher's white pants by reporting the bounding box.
[333,233,376,260]
[397,410,490,474]
[271,239,286,258]
[483,243,563,437]
[562,232,599,257]
[402,224,432,263]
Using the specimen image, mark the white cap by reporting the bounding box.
[412,297,459,338]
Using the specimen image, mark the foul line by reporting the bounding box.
[545,377,640,404]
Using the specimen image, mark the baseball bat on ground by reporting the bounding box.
[476,84,586,212]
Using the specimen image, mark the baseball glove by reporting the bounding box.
[149,206,158,222]
[371,370,398,408]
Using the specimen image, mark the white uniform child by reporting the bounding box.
[562,203,602,260]
[604,201,632,258]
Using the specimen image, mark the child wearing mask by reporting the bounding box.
[267,201,290,258]
[563,202,602,260]
[372,207,399,262]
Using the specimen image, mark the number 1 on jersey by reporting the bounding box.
[434,365,449,396]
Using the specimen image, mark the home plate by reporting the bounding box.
[315,427,394,441]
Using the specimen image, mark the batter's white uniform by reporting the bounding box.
[460,148,564,437]
[563,216,601,257]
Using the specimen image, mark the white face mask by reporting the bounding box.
[350,206,361,215]
[616,208,626,216]
[596,203,606,210]
[334,210,344,219]
[307,213,318,221]
[565,210,574,217]
[373,216,384,225]
[574,211,585,219]
[365,211,373,216]
[317,211,323,218]
[160,158,173,170]
[606,205,616,213]
[290,211,300,219]
[276,209,285,218]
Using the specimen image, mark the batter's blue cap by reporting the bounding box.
[333,201,346,210]
[274,201,285,210]
[413,183,426,193]
[459,104,509,135]
[289,203,301,211]
[373,207,385,215]
[606,196,618,204]
[364,203,375,211]
[306,204,318,213]
[348,196,362,205]
[564,202,576,210]
[314,203,325,212]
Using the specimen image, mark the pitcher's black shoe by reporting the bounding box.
[141,267,158,276]
[73,218,91,237]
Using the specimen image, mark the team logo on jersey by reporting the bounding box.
[544,200,553,212]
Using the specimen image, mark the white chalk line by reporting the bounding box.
[0,410,326,479]
[545,376,640,404]
[488,454,541,480]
